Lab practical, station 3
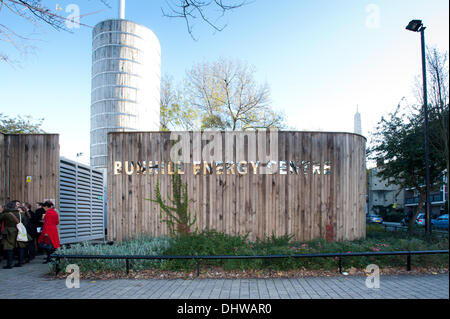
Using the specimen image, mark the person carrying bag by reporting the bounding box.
[0,202,30,268]
[15,212,28,242]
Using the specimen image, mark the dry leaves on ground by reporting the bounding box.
[49,266,448,280]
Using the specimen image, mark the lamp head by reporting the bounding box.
[406,19,423,32]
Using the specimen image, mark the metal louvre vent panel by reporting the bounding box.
[59,157,105,244]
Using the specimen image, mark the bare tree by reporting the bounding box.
[0,0,106,64]
[161,0,247,40]
[184,58,286,130]
[1,0,247,63]
[414,47,449,189]
[426,48,449,180]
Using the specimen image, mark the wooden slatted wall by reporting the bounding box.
[108,131,366,242]
[2,134,59,208]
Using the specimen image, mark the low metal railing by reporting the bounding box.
[50,249,449,277]
[383,223,449,236]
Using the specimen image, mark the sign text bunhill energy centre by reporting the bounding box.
[113,160,332,176]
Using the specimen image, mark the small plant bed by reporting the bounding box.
[51,225,449,278]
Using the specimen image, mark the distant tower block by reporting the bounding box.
[90,19,161,171]
[354,105,362,135]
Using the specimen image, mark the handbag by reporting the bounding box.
[38,241,54,251]
[11,213,29,242]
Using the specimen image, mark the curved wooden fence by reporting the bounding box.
[107,131,366,242]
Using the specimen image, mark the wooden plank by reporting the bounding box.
[277,132,285,238]
[345,135,351,240]
[107,133,113,241]
[305,133,313,241]
[352,135,358,239]
[292,132,299,240]
[298,133,305,241]
[311,133,319,239]
[361,138,367,238]
[0,134,6,204]
[320,133,328,239]
[337,134,345,241]
[119,132,126,242]
[231,133,238,235]
[38,136,46,208]
[327,133,335,241]
[244,132,251,238]
[30,136,38,208]
[9,136,20,201]
[256,130,263,240]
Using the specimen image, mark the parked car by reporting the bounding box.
[431,214,449,229]
[400,213,425,226]
[366,214,383,224]
[416,213,426,226]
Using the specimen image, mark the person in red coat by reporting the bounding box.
[38,201,60,263]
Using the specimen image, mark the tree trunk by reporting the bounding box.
[408,191,426,234]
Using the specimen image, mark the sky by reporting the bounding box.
[0,0,449,165]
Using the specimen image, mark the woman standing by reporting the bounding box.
[38,201,60,263]
[0,202,31,268]
[22,203,38,262]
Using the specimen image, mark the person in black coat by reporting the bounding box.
[33,203,45,253]
[33,203,45,228]
[22,202,38,262]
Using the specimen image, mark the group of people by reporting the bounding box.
[0,200,60,269]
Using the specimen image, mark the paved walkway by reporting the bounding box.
[0,256,448,299]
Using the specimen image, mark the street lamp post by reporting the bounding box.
[406,19,432,235]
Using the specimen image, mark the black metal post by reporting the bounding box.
[126,258,130,274]
[420,26,432,236]
[55,257,60,276]
[338,256,342,274]
[196,260,200,277]
[407,254,412,271]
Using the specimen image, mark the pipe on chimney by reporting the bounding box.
[119,0,125,19]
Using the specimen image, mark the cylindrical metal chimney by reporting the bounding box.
[90,19,161,171]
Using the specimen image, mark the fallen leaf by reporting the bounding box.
[349,267,358,275]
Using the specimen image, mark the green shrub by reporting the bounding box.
[54,234,173,273]
[384,211,404,222]
[372,205,405,222]
[147,172,197,236]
